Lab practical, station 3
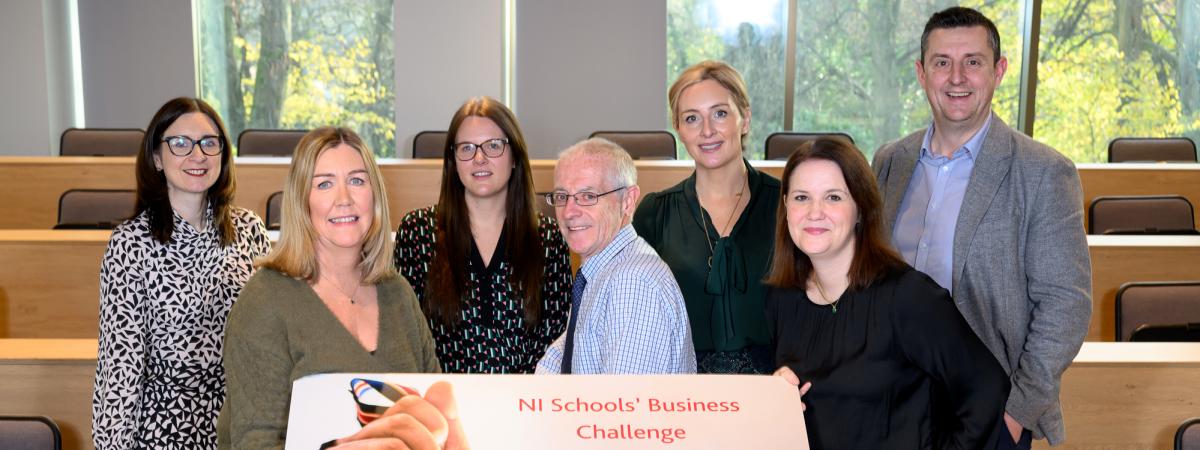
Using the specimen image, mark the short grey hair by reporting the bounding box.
[557,137,637,191]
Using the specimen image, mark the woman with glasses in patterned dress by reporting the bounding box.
[91,97,271,449]
[394,96,571,373]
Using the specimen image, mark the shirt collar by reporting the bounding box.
[920,111,993,160]
[172,203,216,237]
[578,224,637,280]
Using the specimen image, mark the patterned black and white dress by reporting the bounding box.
[92,207,271,449]
[394,206,571,373]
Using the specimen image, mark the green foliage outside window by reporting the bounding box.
[196,0,396,157]
[669,0,1200,163]
[1036,0,1200,162]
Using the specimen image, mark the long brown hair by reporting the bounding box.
[427,97,544,328]
[135,97,237,246]
[257,127,396,283]
[764,137,906,291]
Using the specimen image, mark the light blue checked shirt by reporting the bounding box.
[536,225,697,374]
[893,113,992,291]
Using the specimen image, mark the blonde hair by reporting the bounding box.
[667,60,752,146]
[258,127,396,283]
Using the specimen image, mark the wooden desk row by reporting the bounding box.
[1,157,1197,230]
[1032,343,1200,449]
[2,340,1195,450]
[1,231,1196,341]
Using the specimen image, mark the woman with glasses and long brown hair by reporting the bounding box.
[394,96,571,373]
[92,97,271,449]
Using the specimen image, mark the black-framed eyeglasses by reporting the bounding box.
[162,135,223,157]
[545,186,628,207]
[453,138,508,161]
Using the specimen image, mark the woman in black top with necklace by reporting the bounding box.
[394,97,570,373]
[633,61,777,374]
[764,137,1009,449]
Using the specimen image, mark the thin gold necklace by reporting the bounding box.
[329,275,363,305]
[700,176,747,269]
[812,276,842,314]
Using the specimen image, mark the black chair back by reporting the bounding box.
[764,132,855,161]
[1115,281,1200,341]
[1109,137,1197,163]
[266,191,283,231]
[413,131,448,159]
[1130,323,1200,342]
[238,129,308,157]
[55,189,137,230]
[60,128,144,157]
[1088,195,1196,235]
[0,416,62,450]
[1177,417,1200,450]
[589,131,677,160]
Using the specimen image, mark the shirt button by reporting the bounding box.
[941,166,949,172]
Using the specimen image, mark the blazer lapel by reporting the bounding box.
[882,133,922,231]
[951,117,1015,291]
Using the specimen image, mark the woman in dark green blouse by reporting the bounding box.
[632,60,777,374]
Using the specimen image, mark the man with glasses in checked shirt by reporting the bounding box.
[536,138,697,374]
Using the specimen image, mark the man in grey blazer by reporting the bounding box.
[873,7,1092,449]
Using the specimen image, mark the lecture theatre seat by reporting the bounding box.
[0,416,61,450]
[1115,281,1200,342]
[1179,417,1200,450]
[589,131,676,160]
[266,191,283,231]
[237,129,307,157]
[764,132,855,161]
[1087,195,1197,235]
[413,131,448,159]
[54,189,136,230]
[59,128,144,157]
[1108,137,1198,163]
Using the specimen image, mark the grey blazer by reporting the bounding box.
[873,117,1092,446]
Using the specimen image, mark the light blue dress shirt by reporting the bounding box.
[892,113,993,291]
[536,225,697,374]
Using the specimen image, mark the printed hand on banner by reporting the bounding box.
[329,381,470,450]
[772,366,813,412]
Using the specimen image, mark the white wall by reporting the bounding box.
[515,0,668,158]
[77,0,196,130]
[0,0,53,155]
[394,0,505,158]
[43,0,82,154]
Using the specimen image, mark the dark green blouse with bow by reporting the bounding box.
[632,160,779,353]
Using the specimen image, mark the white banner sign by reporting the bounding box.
[286,374,808,449]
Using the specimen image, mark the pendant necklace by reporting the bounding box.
[700,176,747,269]
[330,275,363,305]
[812,276,842,314]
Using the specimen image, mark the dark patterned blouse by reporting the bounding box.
[394,206,571,373]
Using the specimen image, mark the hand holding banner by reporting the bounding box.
[288,374,808,449]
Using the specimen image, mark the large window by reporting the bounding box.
[1035,0,1200,162]
[196,0,396,157]
[668,0,788,160]
[670,0,1200,163]
[791,0,1021,159]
